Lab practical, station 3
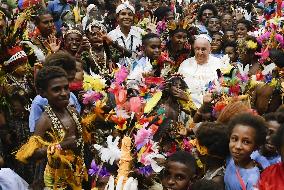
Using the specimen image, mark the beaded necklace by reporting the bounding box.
[44,105,84,159]
[89,50,109,76]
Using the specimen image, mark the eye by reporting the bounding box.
[175,174,185,181]
[230,136,237,142]
[243,140,251,145]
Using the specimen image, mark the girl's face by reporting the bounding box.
[171,32,188,51]
[225,46,237,63]
[229,124,257,166]
[236,23,248,40]
[162,161,193,190]
[211,33,222,53]
[117,9,134,28]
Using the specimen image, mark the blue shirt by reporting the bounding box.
[224,157,261,190]
[29,92,81,132]
[47,0,71,32]
[251,150,281,169]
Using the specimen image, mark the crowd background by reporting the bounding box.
[0,0,284,189]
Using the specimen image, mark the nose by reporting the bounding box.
[167,177,175,186]
[235,140,242,150]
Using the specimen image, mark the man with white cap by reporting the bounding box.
[108,1,144,57]
[178,34,224,108]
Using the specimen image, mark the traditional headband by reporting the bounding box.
[63,29,82,38]
[195,34,212,43]
[88,20,107,33]
[116,1,135,14]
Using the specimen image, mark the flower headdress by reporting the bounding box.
[168,19,192,34]
[88,20,107,34]
[116,0,135,14]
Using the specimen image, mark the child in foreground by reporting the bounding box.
[161,151,197,190]
[224,113,267,190]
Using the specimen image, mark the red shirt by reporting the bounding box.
[258,162,284,190]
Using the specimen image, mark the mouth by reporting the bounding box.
[231,151,242,159]
[264,143,276,151]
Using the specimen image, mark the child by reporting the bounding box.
[223,41,238,64]
[29,51,81,133]
[258,124,284,189]
[224,113,267,190]
[161,151,197,190]
[196,122,229,188]
[128,33,161,84]
[16,66,87,189]
[251,113,282,169]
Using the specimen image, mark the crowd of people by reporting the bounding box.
[0,0,283,189]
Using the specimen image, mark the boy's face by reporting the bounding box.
[144,37,161,61]
[224,31,236,42]
[262,120,280,156]
[162,161,193,190]
[229,125,257,166]
[42,77,70,108]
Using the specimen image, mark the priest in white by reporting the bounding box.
[178,34,224,108]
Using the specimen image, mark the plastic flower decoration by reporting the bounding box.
[137,141,165,173]
[83,74,106,92]
[88,160,110,177]
[246,40,258,50]
[144,91,163,114]
[94,135,121,165]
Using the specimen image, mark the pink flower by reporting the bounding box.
[83,91,103,105]
[275,34,284,47]
[134,127,153,150]
[115,66,128,84]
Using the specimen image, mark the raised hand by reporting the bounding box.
[45,35,61,53]
[146,17,157,33]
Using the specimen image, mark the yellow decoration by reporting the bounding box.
[83,74,106,92]
[115,123,128,131]
[73,6,81,23]
[220,64,234,75]
[269,78,278,87]
[15,136,50,163]
[246,40,258,50]
[144,91,162,114]
[190,139,208,156]
[117,136,132,184]
[178,90,197,112]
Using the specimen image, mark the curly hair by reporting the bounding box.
[272,124,284,151]
[236,19,253,32]
[35,66,67,91]
[167,151,197,175]
[228,113,267,147]
[196,122,230,158]
[197,3,218,22]
[44,50,76,72]
[217,101,250,124]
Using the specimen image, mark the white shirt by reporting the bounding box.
[108,26,144,54]
[178,55,224,108]
[127,57,152,88]
[0,168,29,190]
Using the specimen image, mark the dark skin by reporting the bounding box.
[32,77,78,161]
[253,84,282,115]
[229,125,257,169]
[143,37,162,62]
[162,161,195,190]
[170,32,188,54]
[64,33,83,55]
[117,9,134,37]
[261,120,280,157]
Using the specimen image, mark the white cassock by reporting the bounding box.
[178,55,224,108]
[0,168,29,190]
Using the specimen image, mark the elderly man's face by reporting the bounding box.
[193,38,211,64]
